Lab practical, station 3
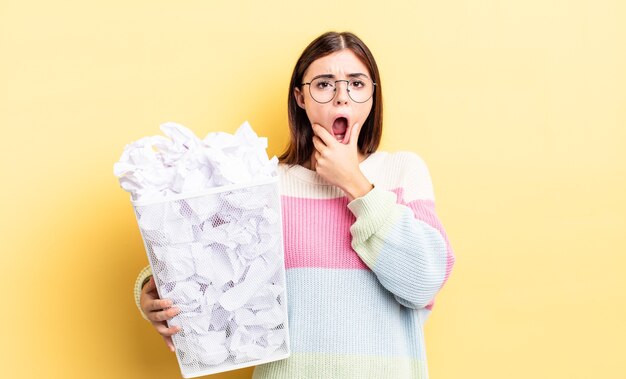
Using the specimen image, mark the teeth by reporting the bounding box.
[335,134,345,141]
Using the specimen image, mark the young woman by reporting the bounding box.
[135,31,455,378]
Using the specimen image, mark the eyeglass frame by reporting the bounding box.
[300,76,377,104]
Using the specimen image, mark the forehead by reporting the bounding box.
[304,49,371,79]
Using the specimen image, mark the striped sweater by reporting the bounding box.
[135,151,454,378]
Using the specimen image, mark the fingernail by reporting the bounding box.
[165,300,172,307]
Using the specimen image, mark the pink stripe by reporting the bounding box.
[282,196,370,270]
[280,189,456,308]
[392,188,456,310]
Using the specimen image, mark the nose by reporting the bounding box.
[334,80,350,105]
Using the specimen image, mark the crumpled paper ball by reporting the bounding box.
[114,121,278,203]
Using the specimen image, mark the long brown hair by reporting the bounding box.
[279,31,383,165]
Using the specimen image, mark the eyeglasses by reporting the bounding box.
[300,76,376,104]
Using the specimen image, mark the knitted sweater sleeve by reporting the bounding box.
[347,153,455,309]
[134,265,153,320]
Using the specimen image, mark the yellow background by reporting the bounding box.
[1,0,624,378]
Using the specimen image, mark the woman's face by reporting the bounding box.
[295,49,374,145]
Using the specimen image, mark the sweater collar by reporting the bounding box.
[280,152,382,185]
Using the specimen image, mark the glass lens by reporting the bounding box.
[308,77,374,103]
[347,77,374,103]
[309,78,336,103]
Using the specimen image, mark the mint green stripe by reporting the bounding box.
[252,352,428,379]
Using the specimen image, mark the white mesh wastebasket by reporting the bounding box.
[132,178,290,378]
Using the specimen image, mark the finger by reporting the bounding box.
[149,306,181,322]
[152,321,181,337]
[146,298,173,312]
[312,123,336,146]
[162,335,176,352]
[349,122,361,147]
[312,135,326,153]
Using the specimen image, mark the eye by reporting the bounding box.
[351,80,365,88]
[315,80,333,89]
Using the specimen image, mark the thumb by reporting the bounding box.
[349,122,361,147]
[143,276,156,293]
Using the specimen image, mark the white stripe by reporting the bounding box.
[279,151,435,203]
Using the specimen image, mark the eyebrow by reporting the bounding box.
[308,73,369,81]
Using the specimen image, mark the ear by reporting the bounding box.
[294,87,306,109]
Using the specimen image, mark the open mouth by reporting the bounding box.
[332,117,348,143]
